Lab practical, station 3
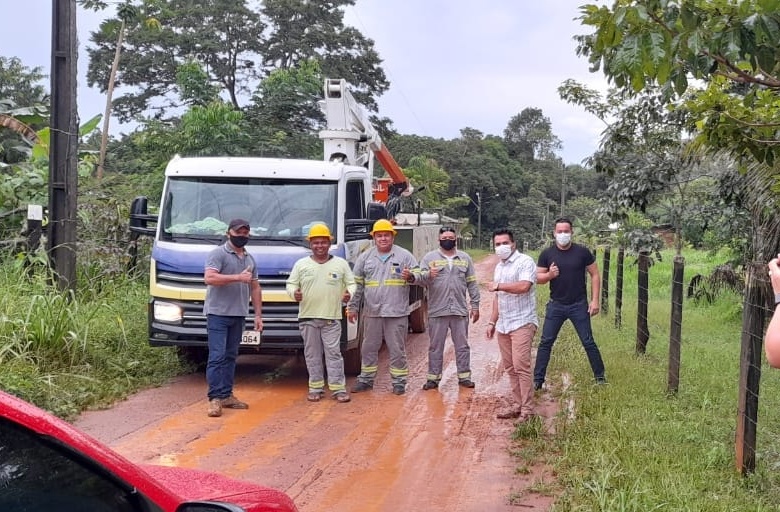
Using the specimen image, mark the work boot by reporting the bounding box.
[458,379,475,388]
[352,381,373,393]
[221,395,249,409]
[392,384,406,395]
[207,399,222,418]
[533,381,543,392]
[422,380,439,391]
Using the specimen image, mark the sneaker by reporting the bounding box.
[595,377,608,386]
[422,380,439,391]
[221,395,249,409]
[458,379,475,388]
[207,398,222,417]
[533,381,543,391]
[392,384,406,395]
[352,381,373,393]
[333,392,351,403]
[496,406,521,419]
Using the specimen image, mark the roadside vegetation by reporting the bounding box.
[509,248,780,511]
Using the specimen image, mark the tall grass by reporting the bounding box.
[0,259,182,418]
[518,248,780,510]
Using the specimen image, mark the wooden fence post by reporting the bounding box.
[735,261,764,475]
[667,254,684,394]
[601,246,611,314]
[636,250,650,354]
[615,247,624,329]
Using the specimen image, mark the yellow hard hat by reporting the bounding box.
[370,219,397,236]
[306,223,333,240]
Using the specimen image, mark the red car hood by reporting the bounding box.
[141,464,298,512]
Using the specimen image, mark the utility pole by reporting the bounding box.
[476,191,482,250]
[49,0,78,292]
[559,162,566,217]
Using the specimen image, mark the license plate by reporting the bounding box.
[241,330,261,346]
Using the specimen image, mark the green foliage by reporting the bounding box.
[503,107,562,162]
[175,59,220,106]
[577,0,780,168]
[401,156,450,210]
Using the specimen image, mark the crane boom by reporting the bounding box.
[319,78,413,205]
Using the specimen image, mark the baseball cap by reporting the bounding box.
[228,218,250,231]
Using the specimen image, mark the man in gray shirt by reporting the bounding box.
[203,219,263,418]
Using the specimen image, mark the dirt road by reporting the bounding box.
[74,254,555,511]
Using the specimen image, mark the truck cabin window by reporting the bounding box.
[161,177,337,242]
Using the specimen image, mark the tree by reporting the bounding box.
[86,0,388,120]
[503,108,562,162]
[577,0,780,167]
[0,57,47,164]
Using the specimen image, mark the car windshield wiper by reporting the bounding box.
[166,233,223,244]
[253,236,308,247]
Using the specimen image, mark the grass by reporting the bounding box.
[508,248,780,511]
[0,260,183,419]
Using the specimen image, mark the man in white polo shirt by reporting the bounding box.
[486,228,538,422]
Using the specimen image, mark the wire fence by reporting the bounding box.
[597,246,770,475]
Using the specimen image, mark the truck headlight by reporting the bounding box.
[154,302,183,323]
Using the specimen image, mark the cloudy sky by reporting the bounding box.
[1,1,608,165]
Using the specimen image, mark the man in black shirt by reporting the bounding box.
[533,217,606,390]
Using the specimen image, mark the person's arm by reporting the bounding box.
[486,292,499,339]
[250,278,263,331]
[346,253,366,322]
[204,266,253,285]
[465,257,480,322]
[766,256,780,367]
[536,262,559,284]
[586,261,600,316]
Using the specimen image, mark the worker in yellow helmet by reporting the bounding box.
[286,223,356,403]
[346,219,421,395]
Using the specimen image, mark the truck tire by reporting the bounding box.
[408,296,428,333]
[343,311,365,375]
[177,346,208,370]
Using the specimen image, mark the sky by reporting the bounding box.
[0,0,609,165]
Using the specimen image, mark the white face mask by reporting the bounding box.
[555,233,572,246]
[495,244,513,260]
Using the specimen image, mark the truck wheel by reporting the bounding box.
[409,298,428,333]
[343,311,365,375]
[177,346,208,371]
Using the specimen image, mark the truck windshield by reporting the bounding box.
[160,177,337,242]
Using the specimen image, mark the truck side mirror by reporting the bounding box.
[129,196,157,237]
[344,219,372,242]
[367,202,387,221]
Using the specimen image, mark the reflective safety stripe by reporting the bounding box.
[383,279,407,286]
[309,379,325,389]
[466,275,477,282]
[354,276,365,284]
[365,280,380,287]
[361,365,379,373]
[329,383,346,392]
[457,371,471,379]
[390,367,409,377]
[427,373,442,381]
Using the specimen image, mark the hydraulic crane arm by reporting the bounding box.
[319,78,413,202]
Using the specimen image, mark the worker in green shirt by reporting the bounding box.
[286,223,356,403]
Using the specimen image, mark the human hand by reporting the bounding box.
[588,300,599,316]
[401,267,413,282]
[254,315,263,331]
[548,262,559,279]
[486,323,496,339]
[428,261,440,279]
[237,267,254,283]
[769,254,780,293]
[346,309,358,323]
[470,309,480,323]
[293,288,302,302]
[342,290,351,303]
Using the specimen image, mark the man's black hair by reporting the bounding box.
[439,226,456,235]
[553,217,573,229]
[493,228,514,242]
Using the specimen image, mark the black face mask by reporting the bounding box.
[439,239,456,251]
[230,235,249,248]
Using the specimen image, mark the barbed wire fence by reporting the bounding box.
[597,245,770,476]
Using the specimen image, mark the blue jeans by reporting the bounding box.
[206,315,244,400]
[533,299,605,384]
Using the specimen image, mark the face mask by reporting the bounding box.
[555,233,572,246]
[230,235,249,248]
[439,239,456,251]
[495,244,513,260]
